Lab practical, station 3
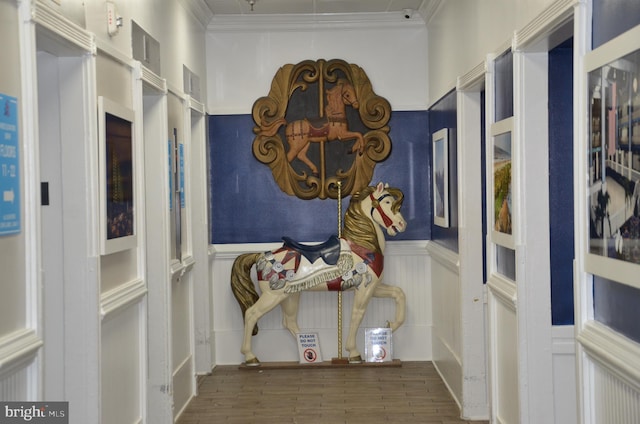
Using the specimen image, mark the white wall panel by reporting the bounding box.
[427,0,555,103]
[171,271,195,417]
[430,246,463,408]
[593,361,640,424]
[83,0,207,96]
[492,292,519,424]
[0,0,27,355]
[205,20,428,114]
[213,241,431,364]
[0,365,29,402]
[101,303,144,424]
[552,326,577,424]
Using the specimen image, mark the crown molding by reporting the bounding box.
[514,0,577,51]
[420,0,443,25]
[179,0,214,29]
[207,11,426,32]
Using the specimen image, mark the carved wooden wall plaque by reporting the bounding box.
[252,59,392,200]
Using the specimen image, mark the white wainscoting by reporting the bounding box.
[101,284,146,424]
[488,275,519,424]
[428,242,463,408]
[212,241,431,365]
[0,329,42,401]
[172,267,195,420]
[552,325,577,424]
[578,321,640,424]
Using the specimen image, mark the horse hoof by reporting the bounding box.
[349,356,363,364]
[245,357,261,366]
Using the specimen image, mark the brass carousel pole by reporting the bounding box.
[333,181,348,364]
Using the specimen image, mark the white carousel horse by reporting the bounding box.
[230,182,407,365]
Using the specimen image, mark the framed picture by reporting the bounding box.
[98,96,137,255]
[432,128,449,227]
[491,118,515,248]
[585,26,640,289]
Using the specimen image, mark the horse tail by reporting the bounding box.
[258,118,286,137]
[231,252,262,335]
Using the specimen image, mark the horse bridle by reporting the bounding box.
[369,193,395,229]
[340,84,358,107]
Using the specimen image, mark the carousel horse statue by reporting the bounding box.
[258,78,365,176]
[231,182,407,365]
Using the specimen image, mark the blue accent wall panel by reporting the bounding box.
[594,277,640,344]
[593,0,640,49]
[549,39,575,325]
[494,50,514,121]
[429,90,458,252]
[209,111,430,244]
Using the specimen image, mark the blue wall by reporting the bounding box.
[592,0,640,49]
[594,276,640,344]
[208,111,431,244]
[549,38,575,325]
[429,90,459,252]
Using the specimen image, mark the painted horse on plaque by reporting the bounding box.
[258,78,365,176]
[231,182,407,365]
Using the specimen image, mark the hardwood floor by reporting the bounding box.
[176,361,488,424]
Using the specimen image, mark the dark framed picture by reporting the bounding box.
[98,96,137,254]
[432,128,449,228]
[585,27,640,288]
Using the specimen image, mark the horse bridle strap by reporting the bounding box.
[370,193,394,228]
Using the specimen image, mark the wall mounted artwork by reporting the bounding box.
[491,118,515,249]
[98,96,136,255]
[432,128,449,228]
[585,27,640,288]
[252,59,392,200]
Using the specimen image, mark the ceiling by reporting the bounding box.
[202,0,432,17]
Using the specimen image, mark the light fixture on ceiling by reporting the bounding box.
[247,0,256,12]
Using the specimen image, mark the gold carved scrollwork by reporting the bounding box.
[252,59,392,200]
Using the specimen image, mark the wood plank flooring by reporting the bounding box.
[176,361,488,424]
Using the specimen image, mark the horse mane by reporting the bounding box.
[342,185,404,254]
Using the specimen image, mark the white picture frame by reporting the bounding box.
[98,96,137,255]
[432,128,449,228]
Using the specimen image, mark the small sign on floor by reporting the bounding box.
[365,327,393,362]
[297,332,322,364]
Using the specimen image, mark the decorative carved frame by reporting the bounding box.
[252,59,392,200]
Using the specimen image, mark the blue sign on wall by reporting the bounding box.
[168,139,173,210]
[179,143,185,208]
[0,94,20,236]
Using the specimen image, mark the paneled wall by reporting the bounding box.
[576,3,640,423]
[1,1,209,424]
[0,0,37,404]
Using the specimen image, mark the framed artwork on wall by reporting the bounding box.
[491,117,515,249]
[585,26,640,289]
[432,128,449,228]
[98,96,137,255]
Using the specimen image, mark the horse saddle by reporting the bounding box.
[306,117,330,138]
[282,235,341,265]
